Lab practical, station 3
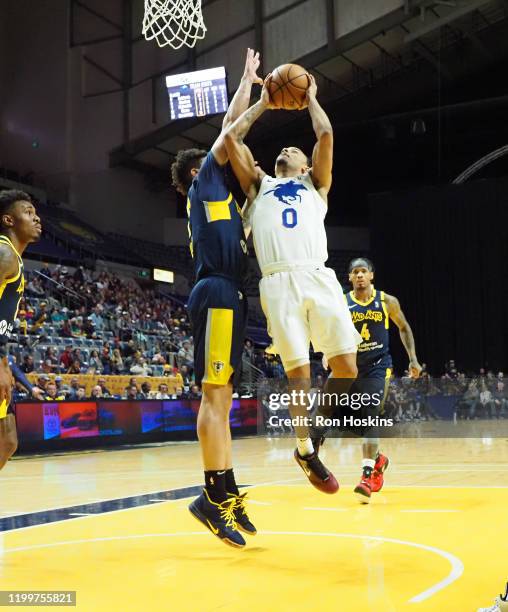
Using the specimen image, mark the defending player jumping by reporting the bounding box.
[171,49,262,548]
[224,74,362,493]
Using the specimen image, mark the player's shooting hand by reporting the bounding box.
[260,74,277,109]
[243,48,263,86]
[409,360,422,379]
[0,360,12,407]
[302,73,317,108]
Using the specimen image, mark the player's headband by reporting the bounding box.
[348,258,374,272]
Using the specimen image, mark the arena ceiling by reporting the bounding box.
[70,0,508,218]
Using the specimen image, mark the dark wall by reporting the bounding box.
[370,177,508,375]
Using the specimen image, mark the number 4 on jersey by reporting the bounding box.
[360,323,370,341]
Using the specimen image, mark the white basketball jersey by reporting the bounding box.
[246,173,329,275]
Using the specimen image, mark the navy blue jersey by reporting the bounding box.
[187,152,248,286]
[346,288,392,370]
[0,235,24,344]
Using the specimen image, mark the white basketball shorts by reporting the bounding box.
[259,265,362,370]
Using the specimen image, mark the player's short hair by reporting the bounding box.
[348,257,374,273]
[0,189,32,228]
[171,148,207,195]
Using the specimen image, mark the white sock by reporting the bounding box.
[297,437,314,457]
[362,459,375,470]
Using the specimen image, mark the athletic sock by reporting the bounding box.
[204,470,227,503]
[297,437,315,457]
[362,458,375,478]
[225,468,239,496]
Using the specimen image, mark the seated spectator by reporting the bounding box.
[90,306,105,331]
[111,348,124,374]
[177,340,194,370]
[61,320,73,338]
[140,382,151,398]
[36,374,50,392]
[75,386,87,401]
[171,386,184,400]
[130,356,151,376]
[188,384,202,400]
[88,350,102,372]
[493,381,507,418]
[101,344,113,374]
[59,345,73,370]
[44,381,65,401]
[65,376,80,400]
[155,383,171,399]
[32,302,48,331]
[42,360,54,375]
[124,384,142,400]
[17,311,28,335]
[55,376,64,394]
[67,359,82,375]
[478,383,494,419]
[20,355,34,374]
[97,377,112,397]
[45,347,59,373]
[91,385,103,399]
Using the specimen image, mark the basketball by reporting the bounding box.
[266,63,310,110]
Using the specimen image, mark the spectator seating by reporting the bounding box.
[26,373,181,397]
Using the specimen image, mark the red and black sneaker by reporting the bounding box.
[294,449,339,494]
[371,452,390,493]
[354,473,372,504]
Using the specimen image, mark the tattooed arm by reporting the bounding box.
[224,81,276,199]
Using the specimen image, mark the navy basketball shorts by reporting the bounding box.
[187,276,248,387]
[337,359,392,437]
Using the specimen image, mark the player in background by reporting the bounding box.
[224,75,361,493]
[0,190,43,470]
[171,49,262,548]
[346,257,421,502]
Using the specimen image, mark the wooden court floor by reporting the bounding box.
[1,436,507,611]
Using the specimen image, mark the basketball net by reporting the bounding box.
[142,0,206,50]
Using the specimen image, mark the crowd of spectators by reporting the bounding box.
[8,264,508,416]
[16,264,192,369]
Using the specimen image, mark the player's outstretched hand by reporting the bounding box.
[300,73,317,110]
[260,74,278,110]
[31,386,45,400]
[243,48,263,86]
[409,360,422,378]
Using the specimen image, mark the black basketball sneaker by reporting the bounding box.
[189,489,246,548]
[228,492,257,535]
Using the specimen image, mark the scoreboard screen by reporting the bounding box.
[165,66,229,120]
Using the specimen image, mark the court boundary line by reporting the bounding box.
[2,479,508,529]
[1,530,464,603]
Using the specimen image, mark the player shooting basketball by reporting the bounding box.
[0,190,43,471]
[224,71,362,493]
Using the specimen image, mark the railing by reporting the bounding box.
[34,270,87,309]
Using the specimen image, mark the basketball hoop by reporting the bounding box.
[142,0,207,50]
